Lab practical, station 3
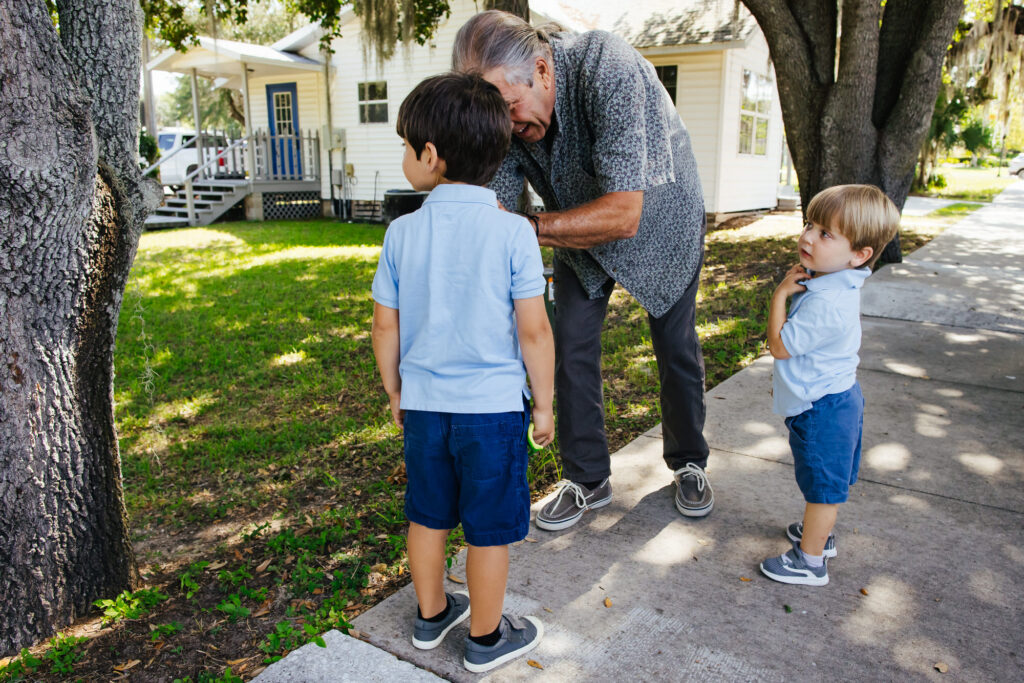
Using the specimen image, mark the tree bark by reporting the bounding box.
[0,0,159,656]
[485,0,529,21]
[742,0,963,263]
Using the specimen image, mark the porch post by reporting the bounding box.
[190,68,205,175]
[241,61,256,187]
[141,36,158,137]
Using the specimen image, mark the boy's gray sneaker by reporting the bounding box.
[760,545,829,586]
[535,479,612,531]
[463,614,544,674]
[412,591,471,649]
[786,522,837,558]
[673,463,714,517]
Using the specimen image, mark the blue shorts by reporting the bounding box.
[785,383,864,505]
[402,404,530,547]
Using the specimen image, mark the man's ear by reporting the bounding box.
[851,246,873,268]
[535,56,552,89]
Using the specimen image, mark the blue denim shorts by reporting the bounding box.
[785,383,864,504]
[402,404,530,547]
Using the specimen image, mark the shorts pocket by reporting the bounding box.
[451,421,514,483]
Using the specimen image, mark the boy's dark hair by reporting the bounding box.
[396,72,511,186]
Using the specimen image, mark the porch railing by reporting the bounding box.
[143,129,321,186]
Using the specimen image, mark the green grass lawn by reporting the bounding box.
[916,165,1019,202]
[1,207,969,681]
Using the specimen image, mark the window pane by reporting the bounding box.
[757,75,772,114]
[739,114,753,154]
[655,65,677,105]
[358,83,367,100]
[158,134,176,150]
[755,118,768,155]
[741,70,756,112]
[369,102,388,123]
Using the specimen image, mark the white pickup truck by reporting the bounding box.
[156,128,229,187]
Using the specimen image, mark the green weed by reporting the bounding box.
[179,560,210,599]
[94,588,168,626]
[216,594,251,622]
[150,621,184,641]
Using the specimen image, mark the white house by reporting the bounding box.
[147,0,785,226]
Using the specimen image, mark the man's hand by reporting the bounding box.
[388,391,404,429]
[530,406,554,447]
[774,264,809,300]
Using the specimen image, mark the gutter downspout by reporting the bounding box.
[322,49,337,218]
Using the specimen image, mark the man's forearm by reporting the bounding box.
[536,191,643,249]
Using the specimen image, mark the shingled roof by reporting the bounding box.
[530,0,757,48]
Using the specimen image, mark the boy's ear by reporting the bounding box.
[422,141,442,171]
[851,245,873,268]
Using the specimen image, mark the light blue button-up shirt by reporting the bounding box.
[772,267,871,417]
[372,184,546,414]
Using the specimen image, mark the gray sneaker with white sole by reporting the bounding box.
[463,614,544,673]
[786,522,837,558]
[412,591,470,650]
[535,479,612,531]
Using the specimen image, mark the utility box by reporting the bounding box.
[323,126,346,150]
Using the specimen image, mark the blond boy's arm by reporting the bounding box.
[371,302,403,428]
[514,295,555,446]
[767,264,808,360]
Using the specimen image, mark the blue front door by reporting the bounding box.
[266,83,301,177]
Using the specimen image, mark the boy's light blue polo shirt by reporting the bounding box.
[371,184,546,414]
[772,267,871,417]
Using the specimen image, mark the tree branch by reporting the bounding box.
[880,0,964,182]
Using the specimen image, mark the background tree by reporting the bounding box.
[961,115,996,162]
[1,0,453,657]
[740,0,964,263]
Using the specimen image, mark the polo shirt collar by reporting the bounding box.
[804,267,871,292]
[423,183,498,207]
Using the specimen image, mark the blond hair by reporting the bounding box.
[806,185,901,267]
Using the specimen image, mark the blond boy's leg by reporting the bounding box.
[408,522,449,618]
[800,503,839,557]
[466,544,508,636]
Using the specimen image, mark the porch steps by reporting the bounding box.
[145,180,249,230]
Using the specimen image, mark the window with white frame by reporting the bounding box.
[358,81,388,123]
[739,70,772,155]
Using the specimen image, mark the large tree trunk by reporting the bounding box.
[485,0,529,21]
[742,0,963,264]
[0,0,159,656]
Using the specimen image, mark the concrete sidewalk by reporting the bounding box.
[255,182,1024,681]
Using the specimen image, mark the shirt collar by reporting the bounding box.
[804,266,871,292]
[423,183,498,207]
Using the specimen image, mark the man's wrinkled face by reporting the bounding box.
[482,59,556,144]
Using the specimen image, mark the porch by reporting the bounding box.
[144,130,323,229]
[145,37,329,229]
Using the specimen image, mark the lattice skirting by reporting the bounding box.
[262,192,321,220]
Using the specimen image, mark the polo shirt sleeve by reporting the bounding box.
[581,33,675,193]
[488,153,527,211]
[509,219,546,300]
[779,296,845,357]
[371,228,399,309]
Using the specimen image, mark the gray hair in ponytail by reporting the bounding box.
[452,10,563,86]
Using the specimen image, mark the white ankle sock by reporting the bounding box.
[799,548,824,568]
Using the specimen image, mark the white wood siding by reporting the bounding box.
[715,32,785,213]
[647,52,724,214]
[322,2,484,201]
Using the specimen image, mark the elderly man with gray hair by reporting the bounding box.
[453,10,712,531]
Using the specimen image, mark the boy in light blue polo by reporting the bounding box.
[371,73,553,673]
[760,185,900,586]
